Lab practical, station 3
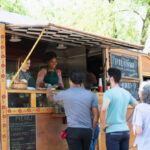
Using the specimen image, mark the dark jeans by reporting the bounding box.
[106,131,130,150]
[66,127,92,150]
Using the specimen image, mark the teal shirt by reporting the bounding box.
[103,87,136,133]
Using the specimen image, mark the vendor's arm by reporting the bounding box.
[36,68,47,88]
[56,69,64,88]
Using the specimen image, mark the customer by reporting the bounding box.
[100,68,138,150]
[132,81,150,150]
[47,70,99,150]
[83,72,100,150]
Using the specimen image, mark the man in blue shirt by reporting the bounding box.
[47,70,99,150]
[100,68,138,150]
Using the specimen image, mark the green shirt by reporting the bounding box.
[103,87,136,133]
[44,71,59,86]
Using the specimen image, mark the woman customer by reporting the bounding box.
[47,70,99,150]
[83,72,100,150]
[132,81,150,150]
[36,51,64,89]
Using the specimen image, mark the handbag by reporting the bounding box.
[60,129,67,139]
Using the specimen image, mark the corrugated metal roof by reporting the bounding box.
[5,23,144,50]
[0,10,144,50]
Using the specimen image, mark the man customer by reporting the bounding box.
[100,68,138,150]
[47,70,99,150]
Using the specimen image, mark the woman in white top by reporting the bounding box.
[132,81,150,150]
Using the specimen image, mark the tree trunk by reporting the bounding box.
[112,15,118,38]
[141,6,150,45]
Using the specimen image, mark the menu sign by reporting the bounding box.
[111,54,139,79]
[9,115,36,150]
[119,81,139,100]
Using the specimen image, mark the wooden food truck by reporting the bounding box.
[1,17,150,150]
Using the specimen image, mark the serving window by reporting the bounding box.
[5,32,105,112]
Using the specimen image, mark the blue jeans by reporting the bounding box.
[106,131,130,150]
[89,125,100,150]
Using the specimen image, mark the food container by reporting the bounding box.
[45,83,52,88]
[12,79,28,89]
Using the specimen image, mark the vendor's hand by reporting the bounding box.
[102,124,112,132]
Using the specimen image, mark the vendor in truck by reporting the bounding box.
[8,55,35,107]
[17,55,35,88]
[36,51,64,89]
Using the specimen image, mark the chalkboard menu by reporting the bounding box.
[111,54,139,78]
[119,82,139,100]
[9,115,36,150]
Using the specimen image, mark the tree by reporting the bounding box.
[0,0,28,15]
[107,0,150,45]
[0,0,149,45]
[33,0,148,44]
[138,1,150,45]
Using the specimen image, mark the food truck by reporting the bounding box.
[1,12,150,150]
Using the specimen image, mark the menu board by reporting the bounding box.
[9,115,36,150]
[111,54,139,79]
[119,81,139,100]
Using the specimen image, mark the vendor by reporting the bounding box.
[18,55,35,88]
[8,55,35,108]
[36,51,64,89]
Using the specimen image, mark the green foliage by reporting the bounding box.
[6,72,15,79]
[0,0,28,15]
[0,0,150,45]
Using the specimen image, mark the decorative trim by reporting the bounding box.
[7,107,55,115]
[0,24,8,150]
